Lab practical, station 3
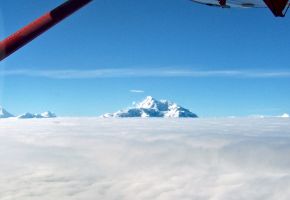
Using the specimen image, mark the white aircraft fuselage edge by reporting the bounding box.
[191,0,290,17]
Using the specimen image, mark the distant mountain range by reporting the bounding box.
[0,107,56,119]
[0,103,289,119]
[18,111,56,119]
[102,96,198,118]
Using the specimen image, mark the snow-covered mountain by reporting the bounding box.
[102,96,198,118]
[280,113,289,118]
[17,113,35,119]
[0,107,14,118]
[17,111,56,119]
[0,106,57,119]
[39,111,56,118]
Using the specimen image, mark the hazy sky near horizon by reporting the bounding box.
[1,0,290,116]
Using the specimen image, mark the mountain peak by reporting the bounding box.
[40,111,56,118]
[137,96,174,111]
[102,96,198,118]
[0,107,14,118]
[137,96,158,108]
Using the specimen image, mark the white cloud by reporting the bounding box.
[1,68,290,79]
[0,118,290,199]
[130,89,144,93]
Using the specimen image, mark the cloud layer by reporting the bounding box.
[1,68,290,79]
[130,89,144,93]
[1,118,290,199]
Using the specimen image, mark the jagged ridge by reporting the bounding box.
[102,96,198,118]
[18,111,56,119]
[0,107,56,119]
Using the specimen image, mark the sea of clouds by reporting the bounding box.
[0,118,290,200]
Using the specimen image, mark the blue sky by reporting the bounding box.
[1,0,290,117]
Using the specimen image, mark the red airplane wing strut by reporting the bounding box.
[0,0,92,62]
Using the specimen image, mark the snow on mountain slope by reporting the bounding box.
[17,111,56,119]
[40,111,56,118]
[281,113,290,118]
[17,113,35,119]
[102,96,198,118]
[0,107,14,118]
